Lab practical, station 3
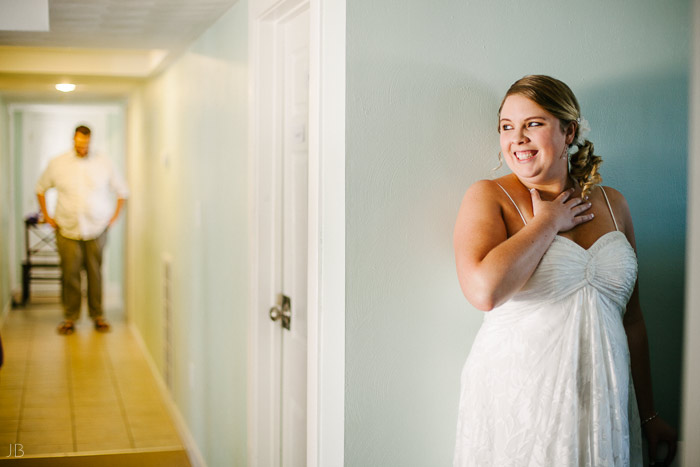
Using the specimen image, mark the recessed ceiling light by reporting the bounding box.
[55,83,76,92]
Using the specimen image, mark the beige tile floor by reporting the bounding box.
[0,302,188,461]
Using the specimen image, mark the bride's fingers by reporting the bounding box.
[529,188,541,202]
[573,212,595,225]
[570,200,592,214]
[557,187,575,202]
[564,195,588,206]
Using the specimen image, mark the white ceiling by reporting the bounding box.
[0,0,240,100]
[0,0,239,50]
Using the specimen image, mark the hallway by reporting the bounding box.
[0,300,189,465]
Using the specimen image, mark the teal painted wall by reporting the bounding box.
[126,2,249,465]
[345,0,689,465]
[106,110,127,306]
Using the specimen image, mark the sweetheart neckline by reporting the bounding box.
[553,230,630,253]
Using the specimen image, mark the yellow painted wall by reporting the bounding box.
[0,96,11,318]
[126,2,249,464]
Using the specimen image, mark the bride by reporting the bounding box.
[452,75,677,466]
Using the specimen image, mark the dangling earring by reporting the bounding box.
[493,151,503,171]
[561,145,568,159]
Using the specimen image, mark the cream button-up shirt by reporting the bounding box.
[35,150,129,240]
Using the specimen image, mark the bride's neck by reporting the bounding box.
[515,174,577,200]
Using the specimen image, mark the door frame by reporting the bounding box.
[248,0,345,465]
[682,2,700,464]
[6,105,18,303]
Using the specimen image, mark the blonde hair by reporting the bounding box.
[498,75,602,197]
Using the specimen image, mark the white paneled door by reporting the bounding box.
[279,8,309,467]
[250,2,310,466]
[252,0,346,465]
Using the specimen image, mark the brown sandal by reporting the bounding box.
[94,318,111,332]
[57,321,75,335]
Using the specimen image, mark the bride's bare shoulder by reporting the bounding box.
[456,179,511,226]
[462,175,520,205]
[599,185,634,235]
[599,185,631,214]
[463,177,508,199]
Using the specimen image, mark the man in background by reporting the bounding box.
[36,125,128,335]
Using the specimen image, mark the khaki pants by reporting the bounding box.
[55,229,108,321]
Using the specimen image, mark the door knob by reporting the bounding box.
[269,294,291,330]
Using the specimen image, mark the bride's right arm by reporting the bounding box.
[453,180,586,311]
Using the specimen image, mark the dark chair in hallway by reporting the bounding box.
[21,213,62,305]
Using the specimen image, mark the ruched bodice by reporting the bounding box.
[454,231,642,467]
[506,231,637,309]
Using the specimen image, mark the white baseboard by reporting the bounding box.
[128,322,207,467]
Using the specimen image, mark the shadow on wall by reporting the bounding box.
[579,69,688,434]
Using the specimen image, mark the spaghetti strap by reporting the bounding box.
[599,186,619,231]
[496,183,527,226]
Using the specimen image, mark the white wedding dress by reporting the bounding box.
[453,186,643,467]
